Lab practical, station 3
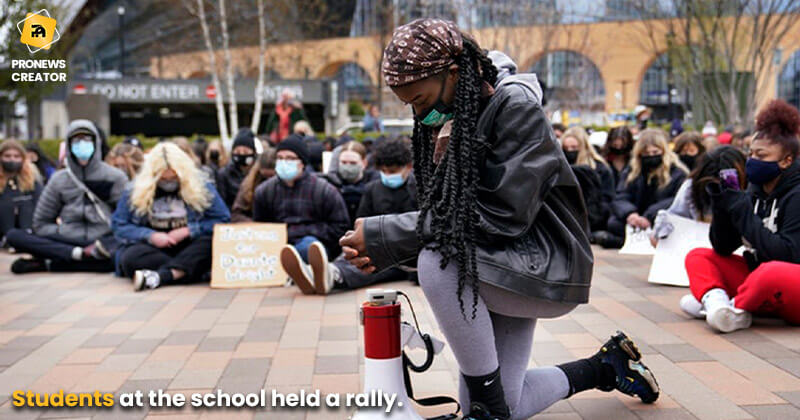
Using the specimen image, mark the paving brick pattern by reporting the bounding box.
[0,248,798,419]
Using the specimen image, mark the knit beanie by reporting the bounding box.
[276,134,310,164]
[232,127,256,151]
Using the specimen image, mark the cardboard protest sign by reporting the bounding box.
[619,225,655,255]
[648,214,711,287]
[211,223,287,288]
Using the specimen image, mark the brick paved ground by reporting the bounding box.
[0,247,798,420]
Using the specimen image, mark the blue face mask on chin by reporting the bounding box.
[70,140,95,162]
[380,171,406,189]
[275,159,300,181]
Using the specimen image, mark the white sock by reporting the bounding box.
[71,247,83,261]
[702,288,732,313]
[329,264,342,284]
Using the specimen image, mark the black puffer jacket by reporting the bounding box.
[357,174,418,219]
[216,163,247,208]
[709,161,800,268]
[611,165,687,222]
[360,53,593,304]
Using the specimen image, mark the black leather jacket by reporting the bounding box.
[361,56,593,304]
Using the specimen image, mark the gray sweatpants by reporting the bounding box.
[418,249,576,420]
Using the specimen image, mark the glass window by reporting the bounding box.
[779,50,800,110]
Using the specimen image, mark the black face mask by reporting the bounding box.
[232,154,255,168]
[608,145,632,156]
[641,155,663,172]
[209,150,220,163]
[680,154,697,170]
[563,150,579,165]
[1,160,22,173]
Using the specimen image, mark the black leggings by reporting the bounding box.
[118,236,213,283]
[5,229,114,272]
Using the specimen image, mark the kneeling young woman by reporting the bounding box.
[340,19,659,420]
[112,142,230,291]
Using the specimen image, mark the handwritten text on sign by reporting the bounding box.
[211,223,287,288]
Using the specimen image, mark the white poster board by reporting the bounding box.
[211,223,287,288]
[619,225,655,255]
[322,151,332,174]
[647,215,711,287]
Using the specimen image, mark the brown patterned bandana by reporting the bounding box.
[382,18,463,87]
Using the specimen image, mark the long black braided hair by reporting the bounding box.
[412,35,498,320]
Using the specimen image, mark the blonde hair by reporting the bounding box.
[130,142,211,216]
[205,140,228,167]
[293,120,314,136]
[0,140,37,193]
[105,143,144,180]
[561,127,607,169]
[170,137,201,166]
[626,129,688,188]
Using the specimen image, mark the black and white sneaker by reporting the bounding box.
[133,270,161,292]
[11,258,47,274]
[595,331,660,404]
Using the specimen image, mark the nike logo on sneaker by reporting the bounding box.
[483,378,496,386]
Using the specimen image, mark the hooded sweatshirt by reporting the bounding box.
[710,161,800,268]
[32,120,129,242]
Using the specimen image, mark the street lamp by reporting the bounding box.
[118,5,125,77]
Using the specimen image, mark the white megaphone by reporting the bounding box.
[350,289,447,420]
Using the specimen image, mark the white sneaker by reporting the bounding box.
[280,245,315,294]
[133,270,161,292]
[706,304,752,333]
[679,294,705,318]
[308,241,333,295]
[702,289,751,333]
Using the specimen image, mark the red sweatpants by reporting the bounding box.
[685,248,800,324]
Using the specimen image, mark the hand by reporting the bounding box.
[168,227,191,244]
[340,218,375,274]
[150,232,176,248]
[626,212,641,226]
[638,217,651,229]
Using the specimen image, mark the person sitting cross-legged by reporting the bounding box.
[112,142,230,291]
[251,134,350,292]
[8,120,128,273]
[292,138,419,294]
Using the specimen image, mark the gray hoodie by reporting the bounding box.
[33,120,128,242]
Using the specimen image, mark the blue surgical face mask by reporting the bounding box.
[275,159,300,181]
[70,140,95,162]
[380,171,406,189]
[415,76,453,127]
[746,157,784,186]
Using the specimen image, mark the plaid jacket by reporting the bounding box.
[252,172,350,253]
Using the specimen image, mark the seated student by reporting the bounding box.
[652,146,746,246]
[289,138,419,294]
[112,142,230,291]
[684,100,800,333]
[205,140,228,175]
[25,143,56,183]
[600,129,689,248]
[171,137,217,184]
[0,140,42,245]
[232,148,276,223]
[251,135,349,292]
[217,128,257,208]
[7,120,128,273]
[603,126,635,185]
[105,143,144,180]
[322,141,379,222]
[673,131,706,171]
[561,127,615,235]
